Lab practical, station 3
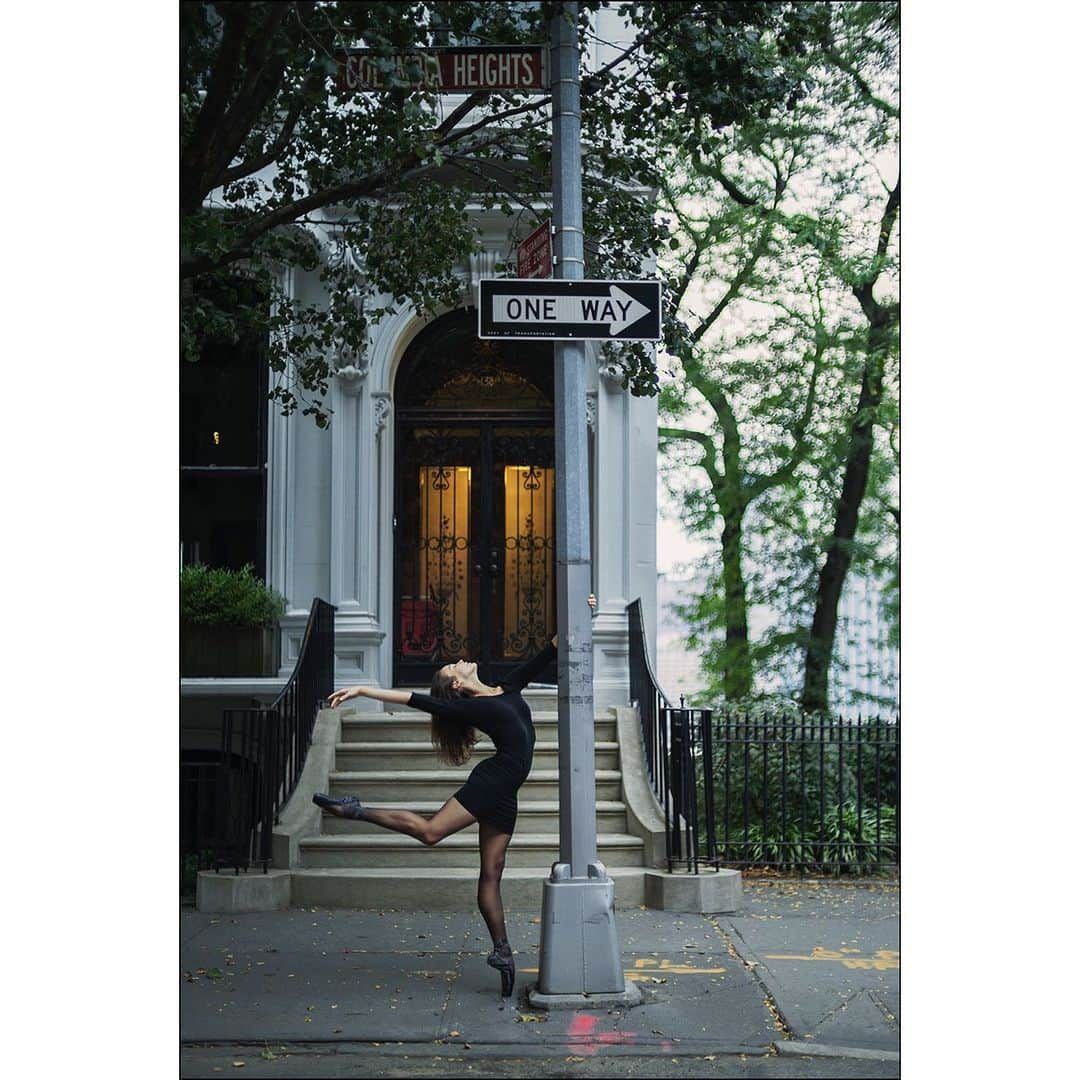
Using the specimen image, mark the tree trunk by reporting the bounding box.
[721,506,752,700]
[801,176,898,714]
[800,319,888,713]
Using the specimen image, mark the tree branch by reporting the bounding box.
[853,179,899,322]
[823,45,899,120]
[184,106,552,279]
[689,219,772,346]
[182,4,252,212]
[659,426,724,495]
[747,332,827,501]
[220,68,321,186]
[202,7,297,187]
[715,168,759,207]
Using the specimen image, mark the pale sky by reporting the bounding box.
[656,483,710,578]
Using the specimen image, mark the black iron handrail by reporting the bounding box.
[208,598,336,875]
[627,598,694,872]
[625,598,899,875]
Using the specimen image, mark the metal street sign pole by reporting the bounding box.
[531,1,640,1009]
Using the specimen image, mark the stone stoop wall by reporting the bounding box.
[270,706,342,868]
[197,695,737,913]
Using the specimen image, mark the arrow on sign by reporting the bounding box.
[491,285,651,336]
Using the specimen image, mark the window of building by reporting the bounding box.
[180,278,268,575]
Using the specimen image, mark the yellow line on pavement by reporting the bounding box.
[763,947,898,971]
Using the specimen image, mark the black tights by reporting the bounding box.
[478,869,508,948]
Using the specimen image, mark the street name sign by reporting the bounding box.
[516,220,553,279]
[337,46,548,93]
[478,279,662,341]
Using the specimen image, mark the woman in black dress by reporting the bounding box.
[314,597,594,997]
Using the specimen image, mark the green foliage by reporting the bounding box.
[694,710,898,871]
[180,563,287,627]
[181,849,213,895]
[655,0,898,704]
[731,803,897,871]
[181,1,820,424]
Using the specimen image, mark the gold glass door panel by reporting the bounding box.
[502,465,555,659]
[415,465,472,657]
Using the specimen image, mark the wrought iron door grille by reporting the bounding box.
[393,310,556,684]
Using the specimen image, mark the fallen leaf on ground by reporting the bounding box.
[515,1013,547,1023]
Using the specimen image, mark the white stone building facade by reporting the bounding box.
[265,212,658,708]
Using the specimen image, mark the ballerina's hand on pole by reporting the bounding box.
[552,594,597,649]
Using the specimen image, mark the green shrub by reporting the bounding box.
[180,564,286,627]
[722,803,897,872]
[685,709,898,872]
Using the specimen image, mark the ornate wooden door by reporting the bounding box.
[393,312,556,686]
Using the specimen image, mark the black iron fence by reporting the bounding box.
[627,599,899,875]
[181,598,335,882]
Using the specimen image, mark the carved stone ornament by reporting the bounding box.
[335,343,369,395]
[324,228,366,277]
[597,352,624,385]
[586,390,598,432]
[372,393,392,435]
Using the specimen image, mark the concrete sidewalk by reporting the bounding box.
[180,878,898,1078]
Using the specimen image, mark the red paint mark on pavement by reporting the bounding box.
[568,1013,600,1055]
[598,1031,638,1046]
[566,1014,640,1056]
[569,1014,599,1037]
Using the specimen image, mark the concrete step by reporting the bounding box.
[298,832,645,869]
[290,865,646,910]
[328,770,623,803]
[332,741,620,772]
[319,800,629,836]
[339,713,618,744]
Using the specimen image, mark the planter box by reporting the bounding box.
[181,624,281,677]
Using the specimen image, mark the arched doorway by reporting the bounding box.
[393,309,557,686]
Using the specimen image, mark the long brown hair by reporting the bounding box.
[429,669,479,767]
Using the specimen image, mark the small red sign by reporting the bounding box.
[337,47,548,94]
[517,220,553,280]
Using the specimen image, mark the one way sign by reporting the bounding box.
[478,279,662,341]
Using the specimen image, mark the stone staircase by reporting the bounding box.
[288,689,652,909]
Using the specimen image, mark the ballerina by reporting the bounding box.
[315,594,597,997]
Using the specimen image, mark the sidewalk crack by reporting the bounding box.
[707,917,794,1042]
[809,986,862,1036]
[434,929,469,1039]
[867,988,898,1031]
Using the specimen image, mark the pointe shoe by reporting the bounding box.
[486,943,515,998]
[312,793,364,819]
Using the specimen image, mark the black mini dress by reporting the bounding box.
[408,642,557,837]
